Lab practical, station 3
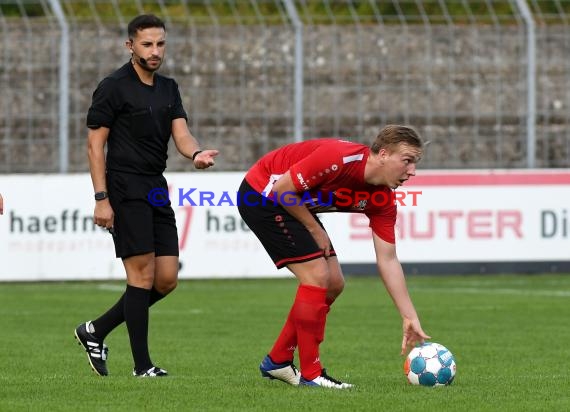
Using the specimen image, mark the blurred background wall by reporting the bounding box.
[1,0,569,173]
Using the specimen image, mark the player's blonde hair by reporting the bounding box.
[370,125,423,154]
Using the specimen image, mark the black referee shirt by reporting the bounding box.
[86,62,188,175]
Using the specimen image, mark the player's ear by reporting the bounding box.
[378,148,389,162]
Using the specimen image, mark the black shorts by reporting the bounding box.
[237,179,336,269]
[107,171,179,259]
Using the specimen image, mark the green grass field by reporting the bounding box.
[1,274,569,411]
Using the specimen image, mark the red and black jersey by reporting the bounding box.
[244,138,397,243]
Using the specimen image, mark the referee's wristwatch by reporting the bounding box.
[94,191,108,201]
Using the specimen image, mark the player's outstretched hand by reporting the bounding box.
[193,149,219,169]
[401,317,431,355]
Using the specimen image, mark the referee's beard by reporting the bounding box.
[134,56,162,73]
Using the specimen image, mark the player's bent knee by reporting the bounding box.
[154,277,178,295]
[164,280,178,294]
[327,288,343,302]
[325,272,344,295]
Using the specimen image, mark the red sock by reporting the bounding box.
[292,284,328,381]
[268,307,297,364]
[269,293,337,364]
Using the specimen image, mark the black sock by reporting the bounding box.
[91,287,166,340]
[124,284,153,372]
[150,287,166,306]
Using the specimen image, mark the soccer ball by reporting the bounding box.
[404,342,456,386]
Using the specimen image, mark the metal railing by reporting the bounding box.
[1,0,570,172]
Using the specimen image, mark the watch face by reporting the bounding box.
[95,192,107,201]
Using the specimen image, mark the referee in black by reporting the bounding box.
[74,14,218,377]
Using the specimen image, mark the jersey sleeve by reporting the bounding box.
[367,203,397,244]
[288,146,342,192]
[86,77,120,129]
[170,80,188,121]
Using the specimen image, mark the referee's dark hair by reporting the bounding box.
[128,14,166,40]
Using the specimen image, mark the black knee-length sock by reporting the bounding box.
[91,287,165,340]
[124,284,153,372]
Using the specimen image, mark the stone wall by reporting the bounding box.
[0,21,568,172]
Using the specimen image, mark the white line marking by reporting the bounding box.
[411,286,570,297]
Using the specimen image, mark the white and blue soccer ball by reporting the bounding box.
[404,342,456,386]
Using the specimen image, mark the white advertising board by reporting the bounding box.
[326,170,570,263]
[0,170,569,281]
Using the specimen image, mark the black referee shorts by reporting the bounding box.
[237,179,336,269]
[107,171,179,259]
